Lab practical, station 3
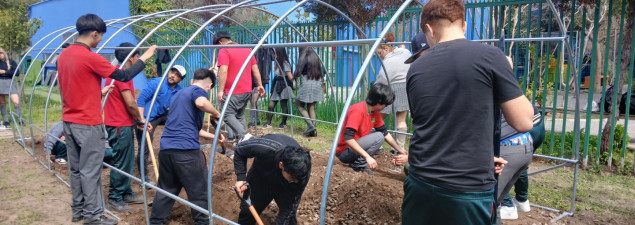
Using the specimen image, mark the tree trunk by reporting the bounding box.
[594,44,603,94]
[600,0,635,168]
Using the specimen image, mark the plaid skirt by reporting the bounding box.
[0,79,18,95]
[381,82,409,114]
[296,76,324,103]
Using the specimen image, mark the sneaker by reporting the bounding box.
[55,158,67,165]
[123,194,144,204]
[352,166,374,175]
[107,199,132,213]
[514,199,531,212]
[83,215,118,225]
[3,121,9,128]
[262,123,272,129]
[226,150,235,160]
[247,122,256,128]
[277,124,287,129]
[302,127,316,137]
[239,133,253,143]
[499,205,518,220]
[71,212,83,222]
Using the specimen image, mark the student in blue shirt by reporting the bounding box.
[149,68,223,225]
[135,65,185,184]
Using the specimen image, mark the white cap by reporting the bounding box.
[170,65,186,77]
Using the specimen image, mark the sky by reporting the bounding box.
[257,0,315,22]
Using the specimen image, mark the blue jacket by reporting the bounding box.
[137,77,182,121]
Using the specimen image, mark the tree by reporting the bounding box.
[0,0,42,61]
[301,0,408,27]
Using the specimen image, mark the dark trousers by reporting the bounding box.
[337,132,384,169]
[135,113,168,179]
[149,149,209,225]
[402,174,495,225]
[52,141,67,158]
[238,178,301,225]
[501,170,529,207]
[63,122,106,220]
[106,126,136,201]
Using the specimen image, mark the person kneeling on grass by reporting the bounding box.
[149,68,223,225]
[335,82,408,175]
[233,134,311,225]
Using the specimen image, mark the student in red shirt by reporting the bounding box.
[57,14,156,225]
[214,31,264,143]
[336,82,408,175]
[103,42,153,213]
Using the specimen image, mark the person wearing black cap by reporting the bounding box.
[57,13,157,224]
[402,0,534,224]
[213,31,265,144]
[403,32,431,64]
[233,134,311,225]
[135,64,186,185]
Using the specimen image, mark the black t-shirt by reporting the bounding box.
[406,39,524,192]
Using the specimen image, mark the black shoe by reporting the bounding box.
[277,124,287,129]
[123,194,144,204]
[308,129,317,137]
[247,122,256,128]
[2,121,10,128]
[302,126,316,137]
[352,166,374,175]
[107,199,132,213]
[83,215,118,225]
[72,213,83,222]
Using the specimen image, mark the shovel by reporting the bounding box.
[234,183,264,225]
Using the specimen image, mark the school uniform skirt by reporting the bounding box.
[380,82,409,114]
[296,75,324,103]
[0,79,18,95]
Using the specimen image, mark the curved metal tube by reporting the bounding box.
[134,3,257,224]
[318,1,415,224]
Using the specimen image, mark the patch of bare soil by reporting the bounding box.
[8,125,634,225]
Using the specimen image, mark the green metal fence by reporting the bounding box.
[144,0,633,171]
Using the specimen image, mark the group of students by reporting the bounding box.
[48,0,546,224]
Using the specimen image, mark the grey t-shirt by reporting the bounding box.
[44,121,64,154]
[406,39,524,192]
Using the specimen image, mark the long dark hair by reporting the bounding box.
[274,47,290,73]
[294,48,322,81]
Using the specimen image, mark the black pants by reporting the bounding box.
[238,178,300,225]
[135,112,168,179]
[149,149,209,225]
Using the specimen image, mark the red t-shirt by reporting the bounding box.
[104,75,136,127]
[57,44,116,125]
[336,102,385,155]
[217,43,257,95]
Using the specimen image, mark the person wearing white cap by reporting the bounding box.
[135,64,186,185]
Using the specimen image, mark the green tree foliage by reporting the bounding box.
[0,0,42,61]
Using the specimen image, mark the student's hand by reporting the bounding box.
[235,181,248,195]
[217,91,225,102]
[365,156,378,169]
[257,85,265,97]
[392,154,408,166]
[101,85,114,96]
[139,45,158,62]
[218,133,225,143]
[494,157,508,175]
[0,69,6,74]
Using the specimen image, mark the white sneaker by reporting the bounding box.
[499,205,518,220]
[55,158,67,165]
[514,199,531,212]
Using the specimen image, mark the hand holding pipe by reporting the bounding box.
[234,183,264,225]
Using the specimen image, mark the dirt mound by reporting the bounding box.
[29,127,406,225]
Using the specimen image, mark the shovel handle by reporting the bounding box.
[249,205,265,225]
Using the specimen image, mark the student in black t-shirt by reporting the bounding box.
[402,1,534,224]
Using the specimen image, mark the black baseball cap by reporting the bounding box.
[213,31,231,45]
[404,33,430,64]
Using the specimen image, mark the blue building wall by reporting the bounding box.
[29,0,148,89]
